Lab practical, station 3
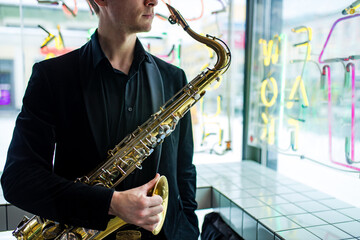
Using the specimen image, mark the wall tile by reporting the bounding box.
[257,222,274,240]
[7,206,33,231]
[230,201,243,236]
[219,194,231,225]
[0,206,6,231]
[243,211,257,240]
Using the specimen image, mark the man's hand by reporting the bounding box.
[108,173,164,232]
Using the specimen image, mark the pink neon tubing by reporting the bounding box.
[346,63,356,162]
[318,14,360,64]
[325,66,359,170]
[157,50,175,63]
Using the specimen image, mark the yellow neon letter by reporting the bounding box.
[286,76,309,109]
[261,77,278,107]
[292,26,312,61]
[260,113,275,145]
[258,35,280,66]
[288,118,299,150]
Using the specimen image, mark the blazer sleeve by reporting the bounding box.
[176,70,200,237]
[1,62,113,230]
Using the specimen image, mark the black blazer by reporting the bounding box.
[1,38,199,239]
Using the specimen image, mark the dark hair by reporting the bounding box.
[87,0,99,14]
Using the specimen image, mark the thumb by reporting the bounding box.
[141,173,160,193]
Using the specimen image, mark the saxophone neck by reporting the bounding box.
[166,4,231,72]
[166,3,206,44]
[166,3,189,30]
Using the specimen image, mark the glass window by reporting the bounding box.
[248,0,360,206]
[0,0,245,169]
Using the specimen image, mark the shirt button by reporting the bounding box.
[128,107,133,112]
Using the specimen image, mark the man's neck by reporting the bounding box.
[97,29,137,75]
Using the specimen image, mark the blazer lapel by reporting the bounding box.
[144,53,165,113]
[144,53,165,173]
[79,52,110,160]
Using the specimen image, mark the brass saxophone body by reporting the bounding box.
[12,4,231,240]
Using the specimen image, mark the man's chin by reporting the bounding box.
[139,27,152,33]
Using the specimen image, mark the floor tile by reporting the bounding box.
[245,187,275,197]
[223,189,252,200]
[265,185,295,194]
[258,195,289,206]
[313,210,353,224]
[236,180,262,189]
[197,179,211,187]
[301,191,334,200]
[277,228,321,240]
[288,183,315,193]
[320,199,356,210]
[295,201,331,213]
[274,176,299,185]
[280,192,312,203]
[260,216,300,232]
[233,197,265,208]
[213,183,241,192]
[334,221,360,238]
[286,213,327,227]
[306,224,353,239]
[257,179,279,188]
[271,203,307,215]
[245,205,282,219]
[339,208,360,220]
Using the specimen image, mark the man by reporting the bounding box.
[1,0,199,239]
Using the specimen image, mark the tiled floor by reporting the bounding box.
[196,160,360,240]
[1,160,360,239]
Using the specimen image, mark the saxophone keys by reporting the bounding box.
[41,221,64,240]
[156,134,165,143]
[161,125,171,135]
[134,148,146,158]
[59,231,82,240]
[194,93,201,100]
[148,149,154,155]
[135,161,143,170]
[150,136,158,148]
[116,165,127,176]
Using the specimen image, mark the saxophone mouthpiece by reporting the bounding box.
[165,3,189,30]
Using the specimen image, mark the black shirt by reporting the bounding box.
[90,32,160,195]
[92,32,149,148]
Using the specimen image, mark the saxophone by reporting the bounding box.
[12,4,231,240]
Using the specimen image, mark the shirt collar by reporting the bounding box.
[90,30,151,69]
[90,30,106,68]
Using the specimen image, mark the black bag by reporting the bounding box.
[201,212,243,240]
